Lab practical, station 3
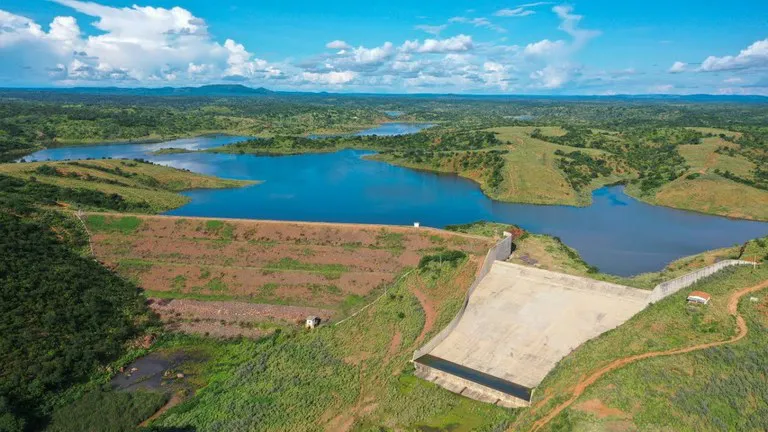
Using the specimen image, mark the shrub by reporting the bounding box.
[418,250,467,269]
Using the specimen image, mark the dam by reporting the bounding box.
[413,236,752,407]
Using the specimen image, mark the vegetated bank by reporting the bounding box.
[206,124,767,220]
[0,159,254,213]
[0,91,389,161]
[378,125,767,219]
[46,215,521,431]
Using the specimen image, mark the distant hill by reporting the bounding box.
[170,84,275,96]
[0,85,765,103]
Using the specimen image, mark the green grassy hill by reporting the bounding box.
[373,126,631,207]
[636,131,768,220]
[0,160,254,213]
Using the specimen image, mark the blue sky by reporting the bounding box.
[1,0,766,94]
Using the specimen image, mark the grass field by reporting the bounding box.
[488,127,630,199]
[677,137,750,177]
[516,264,768,431]
[0,159,254,212]
[629,173,768,221]
[445,220,522,238]
[625,129,768,221]
[46,389,168,432]
[685,127,742,139]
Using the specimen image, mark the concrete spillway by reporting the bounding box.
[415,262,649,407]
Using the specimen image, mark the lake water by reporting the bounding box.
[24,134,247,161]
[24,123,768,276]
[354,122,431,136]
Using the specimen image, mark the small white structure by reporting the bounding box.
[414,222,420,228]
[305,316,321,329]
[687,291,711,305]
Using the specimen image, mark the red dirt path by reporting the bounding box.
[411,276,437,344]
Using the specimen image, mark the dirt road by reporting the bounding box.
[527,278,768,432]
[411,276,437,345]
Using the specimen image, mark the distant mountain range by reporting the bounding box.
[0,84,765,103]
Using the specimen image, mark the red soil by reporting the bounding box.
[574,399,629,419]
[149,298,335,323]
[387,330,403,358]
[149,298,335,339]
[89,213,491,311]
[411,276,437,344]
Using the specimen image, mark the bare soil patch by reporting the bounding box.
[149,298,335,338]
[411,277,437,344]
[387,330,403,358]
[574,399,629,419]
[140,393,183,427]
[163,320,272,339]
[150,298,334,323]
[88,213,492,313]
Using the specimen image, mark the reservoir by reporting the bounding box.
[25,123,768,276]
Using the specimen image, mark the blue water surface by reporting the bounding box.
[23,123,768,276]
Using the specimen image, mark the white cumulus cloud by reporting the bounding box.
[402,35,474,54]
[301,70,357,85]
[530,65,572,89]
[350,42,394,64]
[524,39,566,57]
[0,1,281,84]
[699,38,768,72]
[326,40,352,50]
[668,61,686,73]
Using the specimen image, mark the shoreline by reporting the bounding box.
[12,136,768,222]
[368,153,768,222]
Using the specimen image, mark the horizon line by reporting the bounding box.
[0,85,766,99]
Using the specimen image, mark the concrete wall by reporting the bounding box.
[414,362,530,408]
[647,259,753,304]
[412,234,513,360]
